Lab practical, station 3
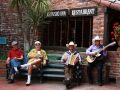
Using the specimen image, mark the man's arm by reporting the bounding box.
[42,51,48,66]
[86,45,96,56]
[6,57,10,64]
[15,55,23,60]
[61,53,67,63]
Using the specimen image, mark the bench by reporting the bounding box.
[43,54,65,79]
[6,53,43,83]
[6,53,82,83]
[6,54,64,81]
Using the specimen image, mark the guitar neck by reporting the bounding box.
[98,46,108,53]
[98,42,116,53]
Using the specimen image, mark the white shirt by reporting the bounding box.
[61,50,81,65]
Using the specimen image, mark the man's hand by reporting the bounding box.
[63,56,68,62]
[6,57,10,64]
[6,60,10,64]
[14,57,17,59]
[74,57,79,65]
[91,52,97,56]
[43,60,47,66]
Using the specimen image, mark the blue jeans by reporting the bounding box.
[9,59,22,75]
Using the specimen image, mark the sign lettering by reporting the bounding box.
[47,10,67,17]
[71,7,97,16]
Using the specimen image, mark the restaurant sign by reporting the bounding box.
[70,7,97,16]
[47,9,68,17]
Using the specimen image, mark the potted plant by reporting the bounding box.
[111,22,120,51]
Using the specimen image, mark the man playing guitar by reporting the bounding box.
[86,36,107,86]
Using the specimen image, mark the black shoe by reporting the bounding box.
[89,80,93,84]
[98,83,103,86]
[64,80,72,89]
[65,80,70,85]
[26,83,31,86]
[8,79,14,84]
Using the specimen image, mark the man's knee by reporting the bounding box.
[28,65,33,70]
[10,59,16,64]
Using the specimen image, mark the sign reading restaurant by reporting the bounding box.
[70,7,97,16]
[47,9,68,17]
[47,7,97,17]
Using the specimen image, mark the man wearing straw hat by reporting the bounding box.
[61,41,81,89]
[86,36,107,86]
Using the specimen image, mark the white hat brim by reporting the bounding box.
[66,44,77,47]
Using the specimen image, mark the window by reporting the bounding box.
[42,16,93,47]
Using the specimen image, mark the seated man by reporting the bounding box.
[21,41,48,86]
[61,41,81,89]
[6,41,23,84]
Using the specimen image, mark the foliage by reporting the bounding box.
[9,0,50,51]
[111,22,120,41]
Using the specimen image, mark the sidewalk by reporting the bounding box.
[0,78,120,90]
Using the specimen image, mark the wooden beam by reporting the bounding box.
[91,0,120,11]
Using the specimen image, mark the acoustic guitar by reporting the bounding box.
[86,41,116,63]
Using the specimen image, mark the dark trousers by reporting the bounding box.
[87,56,105,84]
[64,65,74,80]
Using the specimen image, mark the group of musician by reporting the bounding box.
[6,35,107,89]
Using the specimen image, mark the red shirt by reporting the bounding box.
[8,48,23,60]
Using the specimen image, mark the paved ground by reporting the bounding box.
[0,78,120,90]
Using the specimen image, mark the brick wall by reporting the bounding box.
[107,51,120,84]
[50,0,106,44]
[0,60,6,77]
[0,0,24,57]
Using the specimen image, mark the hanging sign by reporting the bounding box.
[47,9,68,17]
[70,7,97,16]
[0,37,7,44]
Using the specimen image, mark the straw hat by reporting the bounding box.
[92,36,101,43]
[66,41,77,47]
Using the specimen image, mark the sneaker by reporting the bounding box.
[20,65,28,69]
[26,81,31,86]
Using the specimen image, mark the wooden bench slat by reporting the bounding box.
[43,68,64,72]
[43,74,64,78]
[48,60,61,62]
[48,54,62,57]
[48,64,64,68]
